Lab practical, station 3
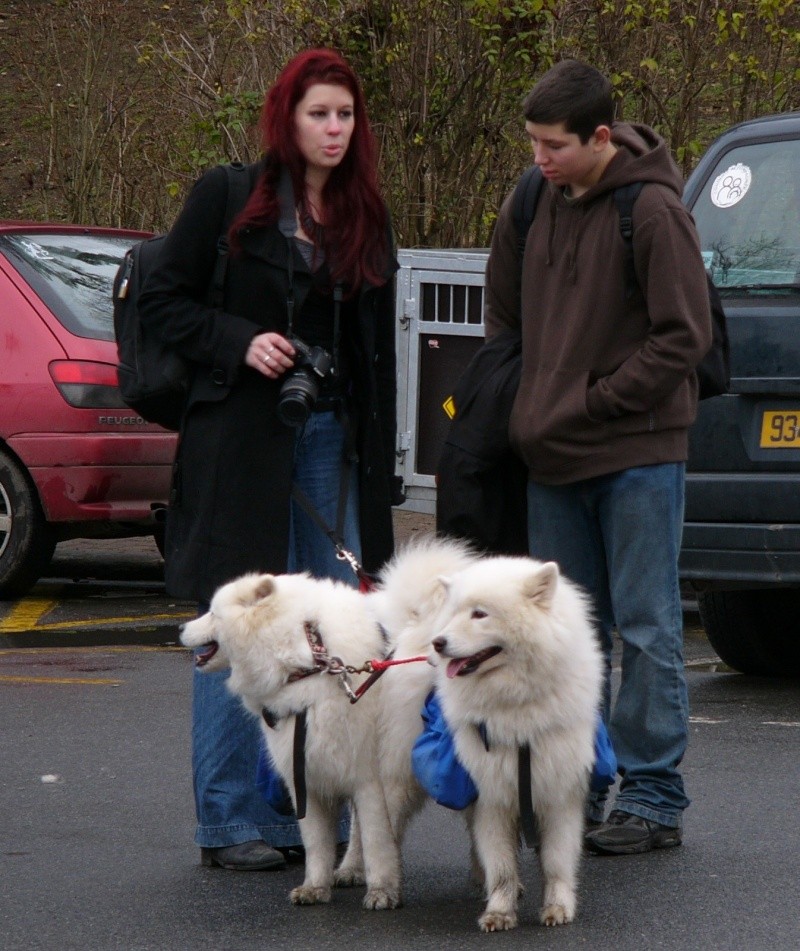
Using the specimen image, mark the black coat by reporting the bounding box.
[436,330,529,555]
[138,162,401,601]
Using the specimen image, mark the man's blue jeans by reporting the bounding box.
[192,410,359,848]
[526,463,690,828]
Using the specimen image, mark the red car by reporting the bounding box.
[0,222,177,598]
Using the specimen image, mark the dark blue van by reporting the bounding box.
[681,112,800,676]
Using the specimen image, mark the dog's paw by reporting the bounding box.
[540,903,573,927]
[479,910,518,932]
[290,885,332,905]
[333,866,366,888]
[363,886,403,910]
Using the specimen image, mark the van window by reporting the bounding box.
[690,138,800,290]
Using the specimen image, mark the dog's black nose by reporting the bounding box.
[432,636,446,654]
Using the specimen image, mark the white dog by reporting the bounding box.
[179,536,476,908]
[428,556,603,932]
[180,570,403,910]
[370,536,479,841]
[180,539,601,934]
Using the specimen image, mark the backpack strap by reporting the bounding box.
[612,182,644,299]
[512,165,545,262]
[209,161,256,308]
[513,169,645,303]
[276,165,299,332]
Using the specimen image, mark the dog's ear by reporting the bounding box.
[521,561,559,609]
[243,574,276,605]
[437,575,453,593]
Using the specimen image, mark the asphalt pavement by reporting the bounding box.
[0,512,438,649]
[1,512,799,950]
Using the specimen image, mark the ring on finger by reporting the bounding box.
[263,354,271,365]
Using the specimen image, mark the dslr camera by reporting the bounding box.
[277,335,334,426]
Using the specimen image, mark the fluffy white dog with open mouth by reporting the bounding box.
[180,570,403,910]
[427,555,603,933]
[179,536,477,912]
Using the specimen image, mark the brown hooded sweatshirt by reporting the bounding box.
[485,121,712,485]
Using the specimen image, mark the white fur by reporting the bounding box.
[368,535,479,844]
[428,556,603,932]
[180,570,402,910]
[180,539,602,934]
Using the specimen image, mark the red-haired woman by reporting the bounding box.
[139,49,403,871]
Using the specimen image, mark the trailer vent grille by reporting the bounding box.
[421,282,484,325]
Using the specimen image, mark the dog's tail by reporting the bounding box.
[371,534,478,647]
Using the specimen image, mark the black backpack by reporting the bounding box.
[512,165,731,400]
[112,161,255,431]
[435,330,529,554]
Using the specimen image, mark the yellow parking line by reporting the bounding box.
[0,610,193,634]
[0,674,122,686]
[27,612,194,632]
[0,597,60,632]
[0,645,185,656]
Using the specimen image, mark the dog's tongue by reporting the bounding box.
[446,657,471,679]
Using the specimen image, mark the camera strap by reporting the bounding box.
[276,166,343,377]
[277,167,297,332]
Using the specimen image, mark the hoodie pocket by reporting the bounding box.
[511,370,594,446]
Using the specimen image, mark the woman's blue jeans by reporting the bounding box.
[526,462,690,828]
[191,410,359,848]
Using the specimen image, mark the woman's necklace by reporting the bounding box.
[298,195,325,246]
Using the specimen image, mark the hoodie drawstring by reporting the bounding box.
[548,198,585,285]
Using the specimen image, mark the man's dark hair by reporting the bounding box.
[523,60,615,143]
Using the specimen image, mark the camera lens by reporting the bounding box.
[277,369,320,426]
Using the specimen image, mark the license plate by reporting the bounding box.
[759,410,800,448]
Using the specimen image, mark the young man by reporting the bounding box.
[484,59,712,855]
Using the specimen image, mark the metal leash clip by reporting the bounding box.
[335,669,358,702]
[335,544,362,574]
[319,654,357,702]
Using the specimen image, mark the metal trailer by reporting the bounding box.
[394,248,490,514]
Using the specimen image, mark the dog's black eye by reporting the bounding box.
[471,609,488,620]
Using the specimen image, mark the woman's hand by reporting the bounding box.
[245,332,295,379]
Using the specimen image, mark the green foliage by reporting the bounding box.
[1,0,798,241]
[187,91,263,171]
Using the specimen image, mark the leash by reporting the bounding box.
[290,482,377,592]
[299,618,427,703]
[518,743,538,849]
[490,732,539,850]
[475,724,537,849]
[261,623,427,821]
[262,607,538,839]
[292,710,308,819]
[349,651,429,702]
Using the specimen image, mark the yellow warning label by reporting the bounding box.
[442,395,456,419]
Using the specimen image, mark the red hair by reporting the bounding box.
[231,48,390,289]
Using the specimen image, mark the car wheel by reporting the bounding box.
[152,523,166,559]
[697,588,800,677]
[0,447,56,599]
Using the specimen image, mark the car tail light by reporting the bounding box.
[48,360,128,409]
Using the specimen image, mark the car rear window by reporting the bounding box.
[690,137,800,291]
[0,232,133,341]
